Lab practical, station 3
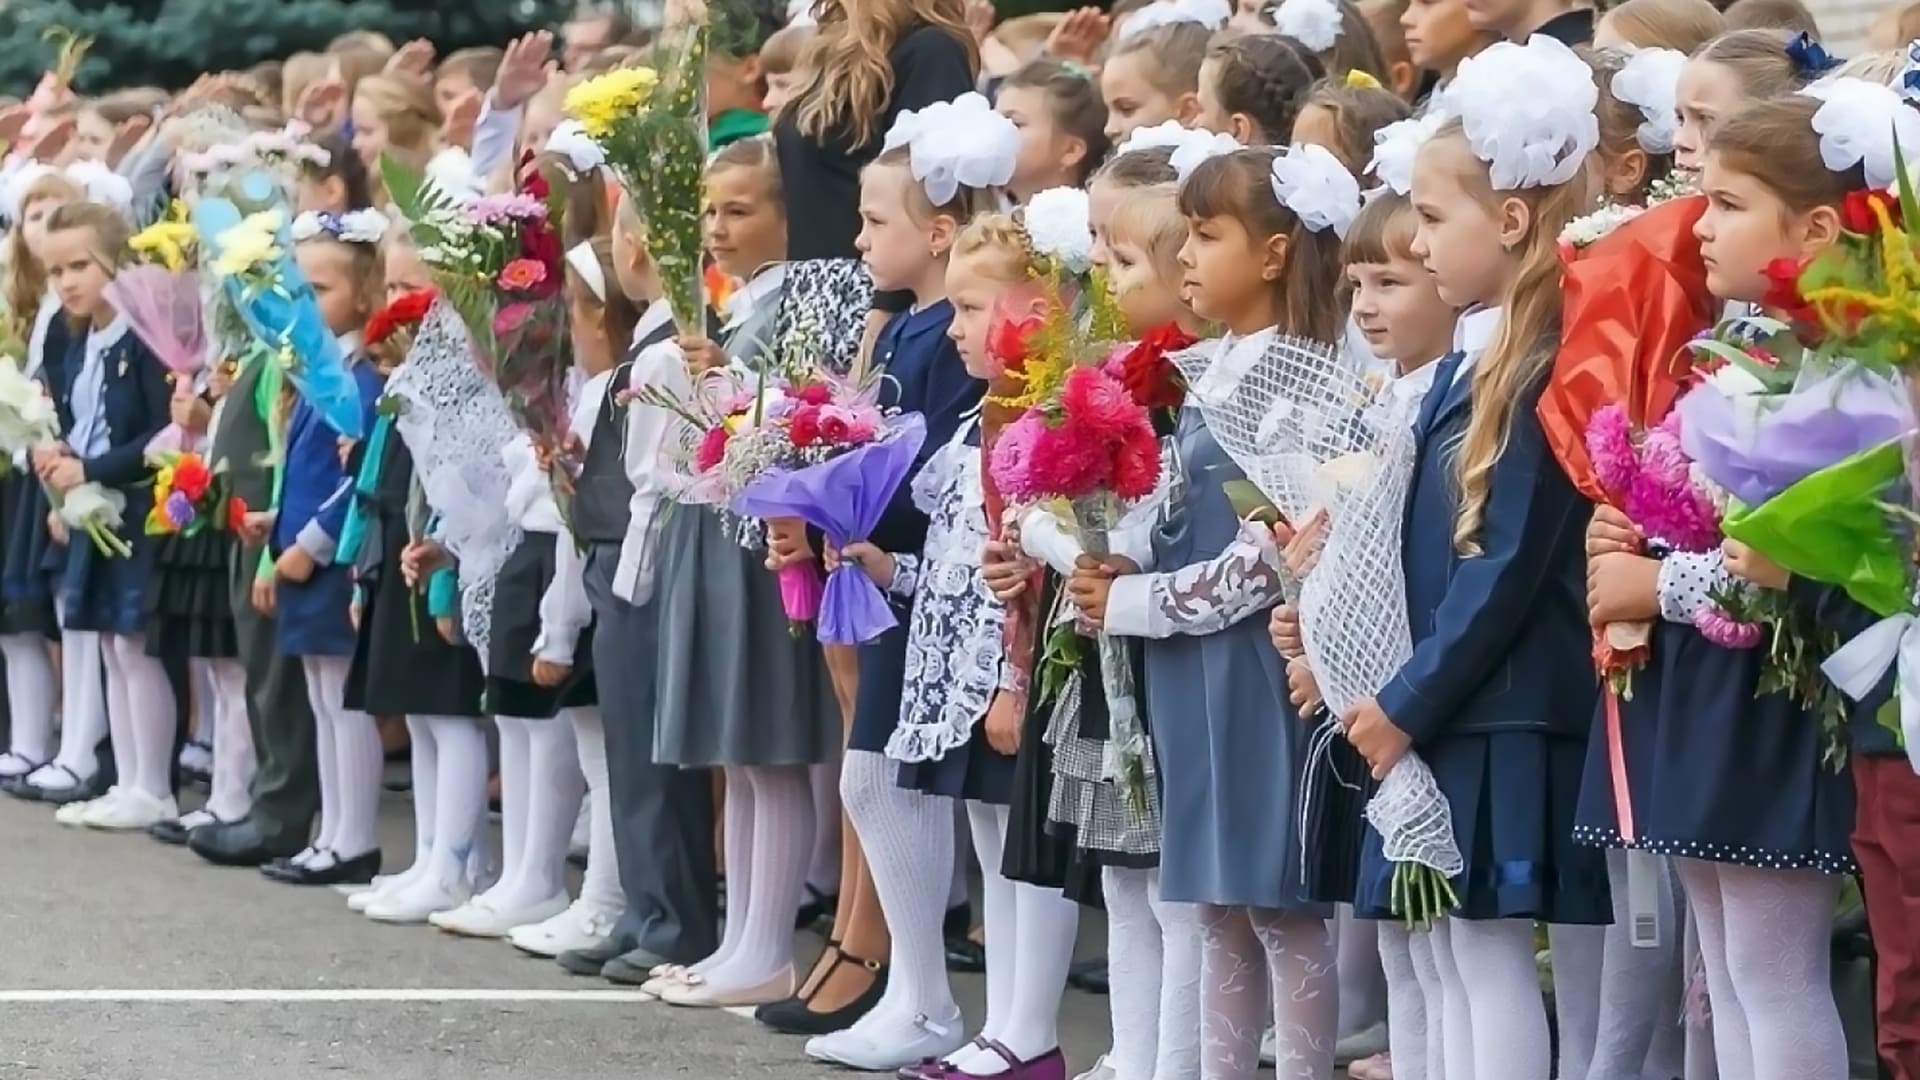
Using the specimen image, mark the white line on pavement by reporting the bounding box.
[0,989,661,1003]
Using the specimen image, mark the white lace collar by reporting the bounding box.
[1189,327,1278,405]
[335,329,364,357]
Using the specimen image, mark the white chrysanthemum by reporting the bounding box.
[1271,143,1362,238]
[1612,47,1687,155]
[1803,76,1920,190]
[337,208,390,244]
[1023,186,1095,274]
[1118,0,1232,40]
[1271,0,1342,52]
[1450,35,1599,190]
[545,119,607,176]
[883,91,1019,206]
[1367,113,1446,197]
[1559,202,1647,249]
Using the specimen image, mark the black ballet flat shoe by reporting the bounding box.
[148,818,194,846]
[1068,958,1109,995]
[262,849,381,887]
[190,817,304,868]
[754,942,887,1036]
[795,886,838,932]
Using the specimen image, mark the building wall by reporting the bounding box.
[1811,0,1881,50]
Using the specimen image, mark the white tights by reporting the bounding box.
[688,764,814,991]
[1197,903,1337,1080]
[100,633,176,800]
[1102,866,1201,1080]
[1376,922,1431,1080]
[43,628,105,785]
[199,658,252,821]
[302,656,381,860]
[1673,858,1846,1080]
[1586,850,1684,1080]
[478,712,584,912]
[1441,918,1550,1079]
[0,634,54,773]
[569,708,624,917]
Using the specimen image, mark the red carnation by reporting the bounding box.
[1109,429,1163,501]
[225,496,248,532]
[788,405,822,447]
[694,425,730,472]
[1117,323,1195,412]
[793,382,833,406]
[518,225,563,298]
[171,454,212,503]
[818,410,851,444]
[365,287,438,346]
[988,314,1044,373]
[1842,188,1902,234]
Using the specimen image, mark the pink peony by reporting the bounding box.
[1028,415,1113,500]
[694,425,730,472]
[1109,429,1162,500]
[1637,419,1691,490]
[1584,402,1635,500]
[988,412,1048,502]
[497,258,549,292]
[788,405,822,447]
[1060,366,1147,440]
[1694,605,1763,649]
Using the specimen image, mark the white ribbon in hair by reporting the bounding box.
[2,160,135,223]
[1271,0,1343,53]
[1271,142,1362,238]
[1822,614,1920,774]
[881,91,1019,207]
[1119,121,1245,180]
[545,120,608,178]
[1803,76,1920,191]
[1367,112,1447,197]
[1023,186,1096,274]
[1449,35,1599,191]
[1611,47,1687,156]
[1117,0,1232,41]
[566,240,607,302]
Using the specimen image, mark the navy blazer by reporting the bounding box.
[59,323,171,490]
[1376,353,1596,744]
[868,301,985,556]
[271,360,385,564]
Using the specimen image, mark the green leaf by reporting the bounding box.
[1897,131,1920,234]
[379,152,426,228]
[1223,479,1282,526]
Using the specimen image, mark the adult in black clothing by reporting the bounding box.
[758,0,979,1038]
[1466,0,1595,43]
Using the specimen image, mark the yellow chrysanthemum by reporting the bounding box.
[129,220,198,271]
[210,210,284,277]
[563,67,661,138]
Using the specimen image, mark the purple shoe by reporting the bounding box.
[943,1041,1067,1080]
[898,1037,989,1080]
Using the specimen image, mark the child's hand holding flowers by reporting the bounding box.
[1724,538,1790,590]
[836,541,896,591]
[1341,698,1412,781]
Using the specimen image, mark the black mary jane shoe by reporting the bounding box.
[262,849,381,887]
[754,942,888,1036]
[6,764,103,805]
[943,904,984,973]
[1068,957,1109,995]
[794,886,838,933]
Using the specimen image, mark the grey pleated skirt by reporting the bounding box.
[651,505,839,768]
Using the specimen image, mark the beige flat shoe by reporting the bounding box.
[657,966,797,1009]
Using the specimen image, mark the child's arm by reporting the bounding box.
[613,342,684,606]
[1102,527,1282,640]
[1374,408,1585,745]
[534,531,591,667]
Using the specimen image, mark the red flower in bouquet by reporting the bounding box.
[988,314,1044,373]
[789,405,823,447]
[1762,256,1819,326]
[498,258,550,293]
[365,287,437,346]
[493,301,536,338]
[1060,366,1149,440]
[517,225,563,298]
[1842,188,1902,234]
[694,425,731,472]
[1027,417,1113,499]
[818,408,852,445]
[226,496,248,532]
[171,453,213,502]
[1109,428,1162,500]
[1113,323,1196,412]
[792,382,833,407]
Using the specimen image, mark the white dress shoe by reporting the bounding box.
[507,902,619,957]
[806,1008,966,1071]
[657,966,796,1008]
[430,892,569,938]
[1072,1055,1117,1080]
[83,789,176,831]
[364,876,471,924]
[55,791,114,826]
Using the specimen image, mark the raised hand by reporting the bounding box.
[495,31,557,112]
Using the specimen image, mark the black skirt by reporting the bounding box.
[0,470,56,638]
[343,523,486,717]
[486,530,596,719]
[143,529,239,661]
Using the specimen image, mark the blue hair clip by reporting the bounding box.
[1902,40,1920,102]
[1785,32,1841,76]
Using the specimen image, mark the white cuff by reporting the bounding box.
[1103,575,1163,639]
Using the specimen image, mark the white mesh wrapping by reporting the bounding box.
[1174,335,1462,878]
[387,301,524,669]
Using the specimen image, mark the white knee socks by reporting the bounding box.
[1378,922,1429,1080]
[0,633,54,773]
[1448,918,1550,1080]
[44,629,105,786]
[839,749,961,1043]
[1588,850,1682,1080]
[201,658,253,821]
[101,633,177,800]
[302,656,381,860]
[1104,866,1202,1080]
[570,707,624,918]
[482,713,582,912]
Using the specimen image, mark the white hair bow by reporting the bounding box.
[1803,76,1920,191]
[1611,48,1687,156]
[1271,143,1362,238]
[1271,0,1343,53]
[882,91,1019,206]
[1450,35,1599,190]
[545,120,608,178]
[1118,121,1244,180]
[1118,0,1233,40]
[1367,113,1447,197]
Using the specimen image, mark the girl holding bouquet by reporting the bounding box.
[1576,92,1882,1079]
[791,112,996,1062]
[259,216,393,888]
[1337,39,1608,1080]
[642,137,839,1009]
[37,201,177,832]
[1065,144,1348,1080]
[0,170,83,797]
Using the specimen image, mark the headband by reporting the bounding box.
[1611,47,1687,156]
[1271,143,1362,238]
[566,240,607,302]
[291,208,389,245]
[882,91,1019,206]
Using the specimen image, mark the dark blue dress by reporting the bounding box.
[847,300,986,753]
[1572,585,1857,875]
[57,323,171,635]
[1356,356,1609,924]
[1,312,71,638]
[272,361,384,658]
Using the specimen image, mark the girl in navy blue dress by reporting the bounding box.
[36,201,178,833]
[1335,39,1608,1080]
[1578,93,1878,1080]
[257,222,387,888]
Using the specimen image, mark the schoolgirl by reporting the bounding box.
[1586,45,1686,207]
[1289,76,1411,177]
[1100,19,1219,143]
[1268,0,1390,81]
[802,98,1015,1073]
[0,170,84,797]
[293,131,374,216]
[1398,0,1493,112]
[348,73,444,201]
[1671,28,1810,173]
[994,59,1111,203]
[258,212,390,887]
[1343,37,1608,1080]
[37,201,177,833]
[641,136,839,1009]
[1593,0,1726,54]
[1193,32,1324,146]
[1579,86,1913,1079]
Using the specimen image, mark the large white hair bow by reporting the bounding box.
[544,120,608,178]
[882,91,1019,206]
[1611,47,1687,156]
[1803,76,1920,191]
[1118,120,1243,180]
[1271,142,1362,238]
[1450,35,1599,190]
[1271,0,1343,53]
[1118,0,1232,40]
[1367,112,1447,197]
[17,160,136,222]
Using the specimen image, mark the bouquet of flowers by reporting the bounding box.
[178,122,332,203]
[194,200,366,439]
[146,450,238,537]
[113,207,209,455]
[563,15,707,335]
[0,355,130,557]
[364,287,438,369]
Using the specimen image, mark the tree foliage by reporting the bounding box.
[0,0,570,96]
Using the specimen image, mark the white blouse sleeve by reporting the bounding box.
[1102,526,1286,640]
[1657,549,1729,625]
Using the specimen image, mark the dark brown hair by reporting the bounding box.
[1003,59,1112,186]
[307,130,373,209]
[1111,22,1217,98]
[1205,32,1323,145]
[1342,189,1419,264]
[1694,27,1809,98]
[1721,0,1820,38]
[1707,95,1856,212]
[1325,0,1391,82]
[1297,77,1410,175]
[1177,147,1345,343]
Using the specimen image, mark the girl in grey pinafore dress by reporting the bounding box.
[1094,330,1335,1079]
